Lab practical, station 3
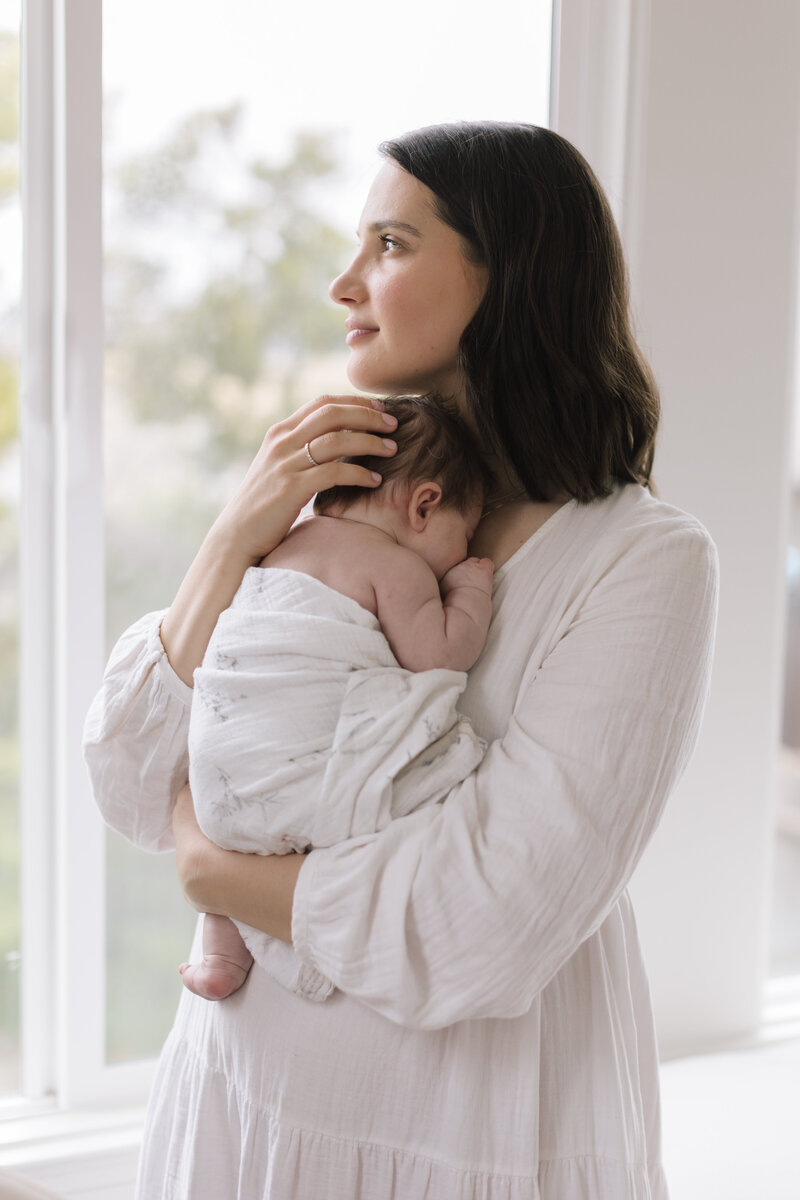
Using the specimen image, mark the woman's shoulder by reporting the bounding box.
[503,484,717,597]
[569,485,719,597]
[570,483,715,552]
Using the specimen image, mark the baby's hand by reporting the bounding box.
[440,556,495,598]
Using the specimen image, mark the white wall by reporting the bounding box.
[554,0,800,1056]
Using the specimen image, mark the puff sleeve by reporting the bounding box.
[83,611,193,852]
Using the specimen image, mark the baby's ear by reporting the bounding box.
[407,481,443,531]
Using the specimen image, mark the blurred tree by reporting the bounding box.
[103,105,352,638]
[106,108,350,466]
[101,108,353,1063]
[0,32,18,205]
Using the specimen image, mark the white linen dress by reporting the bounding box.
[83,484,719,1200]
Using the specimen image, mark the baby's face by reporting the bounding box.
[417,499,483,580]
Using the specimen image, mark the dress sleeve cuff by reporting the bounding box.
[290,849,319,961]
[150,617,194,708]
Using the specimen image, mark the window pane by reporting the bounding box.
[0,0,20,1096]
[102,0,552,1062]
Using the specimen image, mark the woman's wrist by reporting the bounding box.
[160,520,259,685]
[173,784,304,944]
[182,843,304,946]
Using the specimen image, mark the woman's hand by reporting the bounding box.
[172,784,306,945]
[161,394,398,684]
[213,393,399,565]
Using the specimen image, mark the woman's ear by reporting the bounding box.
[407,481,443,532]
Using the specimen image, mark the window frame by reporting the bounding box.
[18,0,155,1113]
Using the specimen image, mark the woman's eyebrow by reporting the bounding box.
[365,220,423,237]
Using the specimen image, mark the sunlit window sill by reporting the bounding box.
[0,1106,144,1199]
[762,973,800,1042]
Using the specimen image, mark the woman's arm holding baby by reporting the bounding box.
[161,396,398,685]
[173,784,301,943]
[83,396,397,851]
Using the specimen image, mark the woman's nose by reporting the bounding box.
[329,257,366,306]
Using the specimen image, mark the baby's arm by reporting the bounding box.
[376,552,494,673]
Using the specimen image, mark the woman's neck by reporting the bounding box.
[470,497,566,569]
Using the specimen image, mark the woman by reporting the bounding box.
[84,122,718,1199]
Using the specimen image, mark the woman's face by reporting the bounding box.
[329,161,487,400]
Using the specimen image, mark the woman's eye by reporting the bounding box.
[379,234,401,251]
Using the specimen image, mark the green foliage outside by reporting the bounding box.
[102,108,352,1061]
[106,106,350,466]
[0,32,18,208]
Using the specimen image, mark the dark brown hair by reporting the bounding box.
[314,394,491,515]
[380,122,660,503]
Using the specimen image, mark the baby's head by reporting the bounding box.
[314,394,491,578]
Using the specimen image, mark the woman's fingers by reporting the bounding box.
[283,393,396,434]
[301,459,388,491]
[302,427,398,469]
[295,398,398,445]
[214,395,399,564]
[288,394,398,477]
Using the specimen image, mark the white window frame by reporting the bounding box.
[17,0,154,1116]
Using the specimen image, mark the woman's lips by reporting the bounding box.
[345,326,379,346]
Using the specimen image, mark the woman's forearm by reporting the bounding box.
[160,518,258,686]
[196,845,305,944]
[174,783,304,943]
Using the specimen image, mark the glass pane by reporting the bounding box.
[102,0,552,1062]
[0,0,20,1095]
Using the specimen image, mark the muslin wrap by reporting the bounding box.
[189,566,485,1000]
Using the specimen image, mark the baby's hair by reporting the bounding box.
[314,394,492,516]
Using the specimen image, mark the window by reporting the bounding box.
[0,0,21,1102]
[2,0,553,1118]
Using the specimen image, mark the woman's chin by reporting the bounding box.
[346,363,439,399]
[346,369,411,397]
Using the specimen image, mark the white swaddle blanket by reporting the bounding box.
[189,566,486,1001]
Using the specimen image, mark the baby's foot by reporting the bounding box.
[179,951,253,1001]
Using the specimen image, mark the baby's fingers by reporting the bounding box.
[460,556,495,574]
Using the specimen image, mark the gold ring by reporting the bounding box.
[304,441,320,467]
